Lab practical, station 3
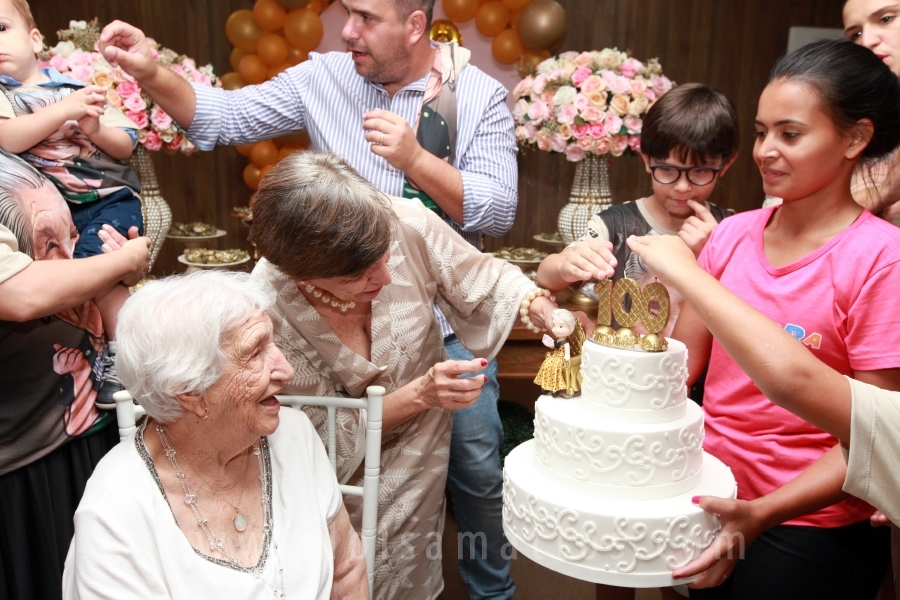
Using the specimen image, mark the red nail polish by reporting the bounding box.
[691,496,701,504]
[483,375,488,383]
[481,359,488,367]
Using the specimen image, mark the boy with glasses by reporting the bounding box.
[537,83,738,337]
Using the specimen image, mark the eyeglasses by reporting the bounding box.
[649,158,725,186]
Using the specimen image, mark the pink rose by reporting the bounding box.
[574,52,594,68]
[573,93,589,112]
[48,54,69,72]
[150,48,159,61]
[559,51,578,60]
[611,75,632,95]
[549,69,568,81]
[565,144,586,162]
[628,135,642,152]
[523,122,537,140]
[609,94,630,116]
[150,107,173,130]
[513,99,529,122]
[125,109,149,129]
[619,57,643,78]
[123,94,147,112]
[571,67,592,88]
[589,123,608,139]
[70,65,93,83]
[624,116,643,134]
[541,91,555,104]
[572,124,590,140]
[513,77,534,100]
[577,135,594,150]
[604,113,623,135]
[68,51,91,68]
[580,75,606,94]
[526,101,549,124]
[171,65,185,77]
[630,79,648,96]
[166,134,184,152]
[191,72,212,87]
[536,130,551,151]
[651,74,673,96]
[586,91,608,110]
[117,81,140,97]
[594,136,612,155]
[581,106,602,123]
[557,104,578,125]
[515,125,530,142]
[549,132,567,153]
[610,134,629,157]
[600,70,617,89]
[558,123,573,139]
[180,138,196,153]
[532,74,548,95]
[142,130,163,151]
[645,89,656,101]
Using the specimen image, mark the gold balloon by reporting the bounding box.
[284,9,324,51]
[254,0,287,32]
[286,45,309,65]
[275,130,311,148]
[517,0,566,51]
[277,0,312,8]
[476,1,510,37]
[238,54,268,85]
[519,47,550,73]
[243,163,262,190]
[229,47,247,72]
[491,28,522,64]
[257,32,289,66]
[226,9,263,53]
[250,140,279,168]
[502,0,532,9]
[443,0,479,22]
[220,71,245,90]
[429,19,463,45]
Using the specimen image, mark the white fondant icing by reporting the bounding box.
[503,441,737,587]
[534,397,705,500]
[580,338,688,424]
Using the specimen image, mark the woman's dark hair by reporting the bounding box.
[640,83,740,164]
[770,39,900,161]
[248,151,396,281]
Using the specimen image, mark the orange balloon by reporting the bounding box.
[502,0,532,9]
[286,45,309,65]
[226,10,263,53]
[443,0,479,22]
[476,1,510,36]
[509,7,522,28]
[259,164,275,183]
[243,163,262,190]
[284,9,324,50]
[304,0,323,15]
[253,0,287,31]
[492,28,522,64]
[238,54,268,84]
[236,143,255,157]
[220,71,245,90]
[276,130,311,148]
[230,47,247,72]
[268,62,292,78]
[250,140,279,167]
[278,146,302,160]
[257,32,289,66]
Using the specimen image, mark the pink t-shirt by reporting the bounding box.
[698,206,900,528]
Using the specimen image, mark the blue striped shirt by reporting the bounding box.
[188,50,519,336]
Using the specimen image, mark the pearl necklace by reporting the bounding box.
[155,424,286,598]
[298,282,356,312]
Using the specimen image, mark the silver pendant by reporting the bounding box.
[234,512,248,532]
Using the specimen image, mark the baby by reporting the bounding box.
[0,0,144,407]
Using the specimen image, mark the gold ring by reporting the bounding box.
[380,132,385,145]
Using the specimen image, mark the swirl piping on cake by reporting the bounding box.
[582,353,687,410]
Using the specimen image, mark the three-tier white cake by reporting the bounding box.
[502,336,737,587]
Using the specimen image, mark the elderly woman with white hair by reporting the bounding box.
[62,270,368,599]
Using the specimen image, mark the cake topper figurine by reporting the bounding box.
[534,309,585,397]
[590,278,670,352]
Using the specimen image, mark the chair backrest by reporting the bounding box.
[112,387,384,596]
[277,387,383,598]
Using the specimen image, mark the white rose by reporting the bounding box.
[557,57,578,75]
[537,58,560,75]
[553,85,577,106]
[50,41,76,57]
[628,96,650,117]
[70,20,87,29]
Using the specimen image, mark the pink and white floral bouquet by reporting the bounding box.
[512,49,674,162]
[39,20,220,154]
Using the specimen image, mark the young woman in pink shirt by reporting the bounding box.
[673,40,900,599]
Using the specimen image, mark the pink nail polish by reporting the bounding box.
[691,496,701,504]
[483,375,488,383]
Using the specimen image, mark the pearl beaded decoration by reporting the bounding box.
[299,282,356,312]
[520,288,554,332]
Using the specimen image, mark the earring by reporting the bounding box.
[198,404,210,421]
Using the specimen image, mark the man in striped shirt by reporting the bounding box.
[100,1,518,597]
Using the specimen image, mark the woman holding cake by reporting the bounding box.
[664,40,900,599]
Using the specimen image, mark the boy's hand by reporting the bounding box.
[678,200,720,257]
[625,234,698,287]
[58,86,106,122]
[99,21,158,83]
[556,239,617,283]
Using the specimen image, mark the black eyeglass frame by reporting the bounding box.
[648,157,726,187]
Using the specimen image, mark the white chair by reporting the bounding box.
[113,386,384,596]
[277,386,383,597]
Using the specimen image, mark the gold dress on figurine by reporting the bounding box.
[534,320,585,396]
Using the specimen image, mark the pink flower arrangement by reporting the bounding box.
[512,49,674,162]
[40,26,219,154]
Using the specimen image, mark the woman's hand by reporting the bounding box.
[626,234,700,287]
[673,496,765,588]
[415,358,487,411]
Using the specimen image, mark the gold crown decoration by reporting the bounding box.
[591,278,670,352]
